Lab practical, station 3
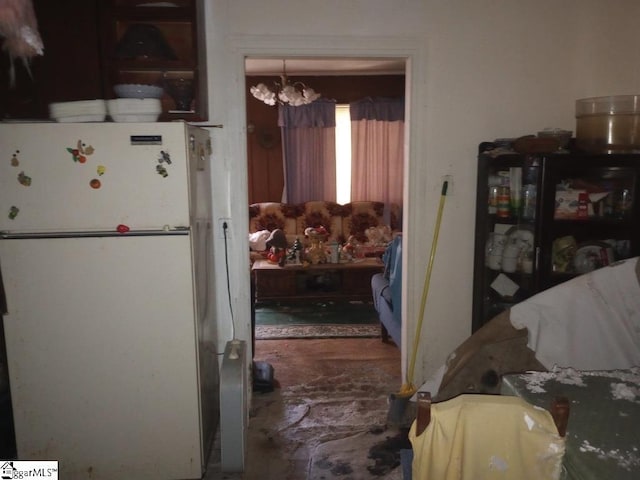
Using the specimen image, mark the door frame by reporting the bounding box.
[225,33,429,380]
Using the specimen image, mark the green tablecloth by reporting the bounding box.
[501,368,640,480]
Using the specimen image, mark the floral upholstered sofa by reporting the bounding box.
[248,200,401,261]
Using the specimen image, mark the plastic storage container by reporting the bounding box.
[575,95,640,153]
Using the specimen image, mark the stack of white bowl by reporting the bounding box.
[108,83,163,122]
[49,100,107,122]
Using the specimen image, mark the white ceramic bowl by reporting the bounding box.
[107,98,162,122]
[111,114,160,122]
[114,83,164,99]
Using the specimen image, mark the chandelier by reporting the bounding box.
[250,60,321,107]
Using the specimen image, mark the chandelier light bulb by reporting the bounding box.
[250,61,321,107]
[250,83,277,106]
[303,87,320,102]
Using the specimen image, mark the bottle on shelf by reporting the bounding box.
[577,192,589,219]
[496,186,511,219]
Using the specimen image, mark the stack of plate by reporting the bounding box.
[49,100,107,122]
[107,98,162,122]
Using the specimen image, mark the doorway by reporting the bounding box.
[244,56,408,362]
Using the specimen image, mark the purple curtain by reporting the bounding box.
[349,96,405,122]
[279,99,337,203]
[349,97,405,222]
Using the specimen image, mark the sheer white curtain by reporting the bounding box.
[349,97,404,217]
[279,99,337,203]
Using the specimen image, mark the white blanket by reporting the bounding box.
[248,230,271,251]
[510,257,640,370]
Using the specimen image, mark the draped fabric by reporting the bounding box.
[349,96,405,122]
[279,100,337,203]
[349,97,405,221]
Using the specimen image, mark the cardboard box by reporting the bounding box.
[555,190,612,219]
[554,189,586,219]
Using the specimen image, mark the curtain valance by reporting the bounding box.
[278,99,337,128]
[349,97,405,122]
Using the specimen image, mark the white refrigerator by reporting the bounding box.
[0,122,218,479]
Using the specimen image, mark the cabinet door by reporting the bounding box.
[538,155,640,289]
[0,0,103,119]
[473,146,541,331]
[473,144,640,332]
[99,0,207,121]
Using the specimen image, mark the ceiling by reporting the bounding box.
[245,57,406,76]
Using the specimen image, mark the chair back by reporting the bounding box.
[409,393,566,480]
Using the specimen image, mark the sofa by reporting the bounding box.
[371,235,402,346]
[248,200,401,262]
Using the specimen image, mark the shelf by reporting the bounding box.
[112,0,194,11]
[113,59,195,70]
[472,145,640,332]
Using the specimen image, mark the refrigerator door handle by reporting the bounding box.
[0,263,6,315]
[1,228,190,240]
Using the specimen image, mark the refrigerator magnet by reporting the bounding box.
[89,179,101,189]
[97,165,106,176]
[17,171,31,186]
[159,150,172,164]
[11,150,19,166]
[156,164,168,177]
[8,206,19,219]
[66,139,94,163]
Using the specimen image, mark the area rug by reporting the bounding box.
[222,338,405,479]
[255,300,380,326]
[307,428,409,480]
[255,323,381,340]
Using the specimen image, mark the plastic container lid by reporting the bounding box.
[576,95,640,116]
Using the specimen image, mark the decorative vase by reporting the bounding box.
[306,233,326,264]
[164,77,194,111]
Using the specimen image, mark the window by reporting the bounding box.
[335,104,351,204]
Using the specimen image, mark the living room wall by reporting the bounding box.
[245,74,405,203]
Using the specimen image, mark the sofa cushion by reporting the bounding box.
[249,202,300,240]
[296,200,343,243]
[342,201,385,243]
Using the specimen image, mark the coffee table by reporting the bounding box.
[252,258,384,303]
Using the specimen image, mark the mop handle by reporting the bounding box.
[406,180,448,389]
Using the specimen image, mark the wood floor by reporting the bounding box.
[254,337,401,388]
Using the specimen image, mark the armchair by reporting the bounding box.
[371,235,402,346]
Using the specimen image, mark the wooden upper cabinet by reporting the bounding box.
[99,0,208,121]
[0,0,104,120]
[0,0,207,122]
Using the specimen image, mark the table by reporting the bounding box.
[251,258,383,303]
[501,368,640,480]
